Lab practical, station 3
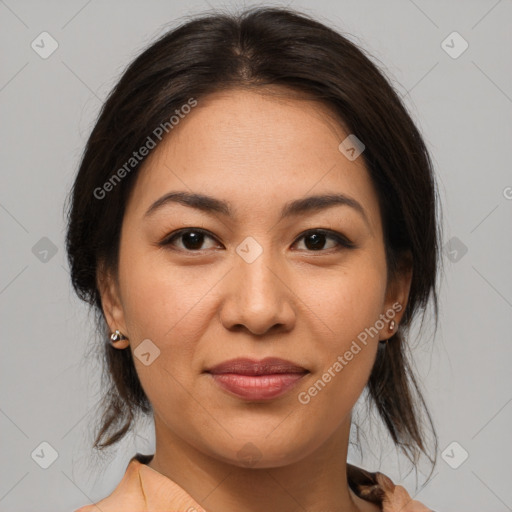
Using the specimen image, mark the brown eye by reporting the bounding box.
[294,229,355,252]
[161,228,219,251]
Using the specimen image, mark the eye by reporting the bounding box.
[160,228,220,251]
[293,229,355,252]
[159,228,355,253]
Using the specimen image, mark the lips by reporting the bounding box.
[205,357,308,400]
[206,357,308,376]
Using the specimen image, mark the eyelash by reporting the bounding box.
[159,228,356,253]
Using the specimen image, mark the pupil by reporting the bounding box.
[306,233,325,250]
[183,232,203,249]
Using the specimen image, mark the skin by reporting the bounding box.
[98,87,412,512]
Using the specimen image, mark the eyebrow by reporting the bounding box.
[144,191,370,227]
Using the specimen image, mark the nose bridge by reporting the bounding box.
[236,237,283,307]
[220,236,295,334]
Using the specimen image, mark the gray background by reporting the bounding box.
[1,0,511,511]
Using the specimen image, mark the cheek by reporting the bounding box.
[117,246,229,406]
[296,259,386,406]
[119,244,216,342]
[117,251,210,418]
[301,257,387,345]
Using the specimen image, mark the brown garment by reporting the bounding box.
[74,453,434,512]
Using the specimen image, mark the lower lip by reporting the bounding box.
[209,373,306,400]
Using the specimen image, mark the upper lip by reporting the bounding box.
[206,357,308,376]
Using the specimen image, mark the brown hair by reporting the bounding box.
[65,5,442,473]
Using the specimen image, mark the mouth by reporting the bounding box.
[205,357,309,400]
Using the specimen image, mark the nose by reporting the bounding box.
[218,247,296,336]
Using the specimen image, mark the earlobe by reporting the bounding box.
[379,254,413,341]
[96,262,129,349]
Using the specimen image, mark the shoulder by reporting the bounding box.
[73,455,149,512]
[73,453,207,512]
[347,463,434,512]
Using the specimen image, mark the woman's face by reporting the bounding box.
[100,87,410,467]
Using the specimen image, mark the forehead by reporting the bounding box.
[125,88,381,230]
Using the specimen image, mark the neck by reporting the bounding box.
[147,415,374,512]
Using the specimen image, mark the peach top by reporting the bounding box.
[74,453,434,512]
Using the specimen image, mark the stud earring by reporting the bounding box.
[110,329,128,344]
[379,320,397,345]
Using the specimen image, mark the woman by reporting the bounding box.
[66,6,441,511]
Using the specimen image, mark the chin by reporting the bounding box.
[203,434,316,469]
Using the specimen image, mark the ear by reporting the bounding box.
[96,260,130,349]
[379,251,413,342]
